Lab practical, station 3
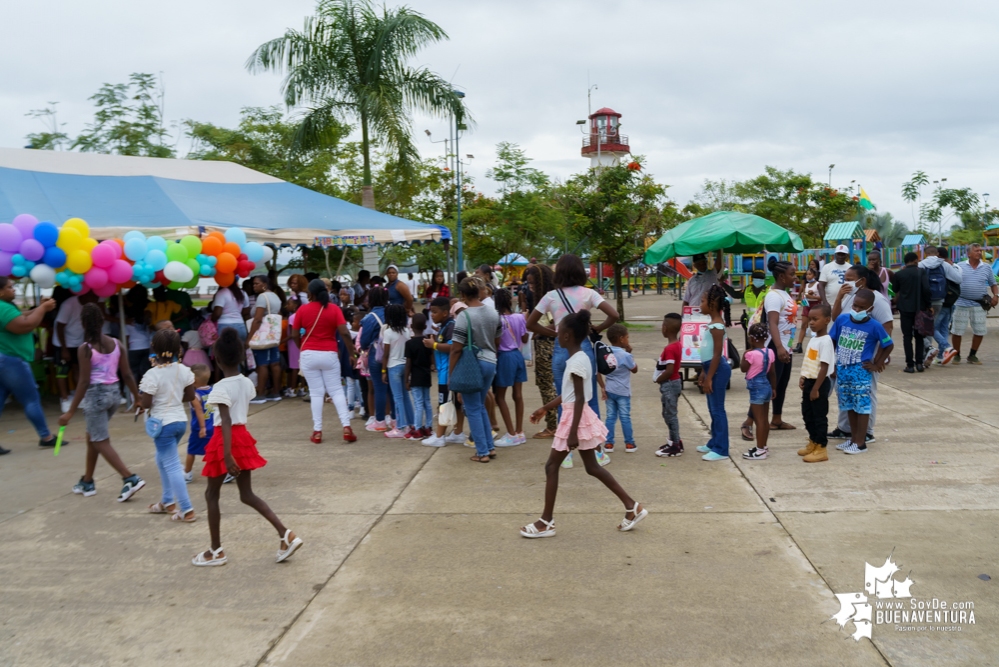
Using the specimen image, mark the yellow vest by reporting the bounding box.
[744,286,766,313]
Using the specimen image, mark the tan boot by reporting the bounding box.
[797,440,817,457]
[803,446,828,463]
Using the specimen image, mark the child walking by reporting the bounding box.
[602,324,638,453]
[828,289,893,455]
[404,312,434,438]
[655,313,684,457]
[382,304,415,439]
[493,288,529,447]
[420,297,466,447]
[138,329,197,522]
[183,364,213,482]
[61,303,145,501]
[741,323,777,460]
[193,328,302,566]
[797,304,835,463]
[521,310,647,539]
[697,285,731,461]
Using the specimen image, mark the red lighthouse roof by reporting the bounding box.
[589,107,622,119]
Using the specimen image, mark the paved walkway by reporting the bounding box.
[1,293,997,666]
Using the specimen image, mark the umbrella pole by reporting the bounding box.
[336,247,349,281]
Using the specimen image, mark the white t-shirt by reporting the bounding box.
[839,289,893,326]
[382,327,411,368]
[139,362,195,426]
[181,329,203,351]
[819,261,851,303]
[55,297,85,348]
[212,289,249,325]
[206,374,256,426]
[534,287,605,328]
[125,323,151,350]
[562,350,593,404]
[762,289,797,349]
[800,334,836,379]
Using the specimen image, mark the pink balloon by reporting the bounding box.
[91,243,116,269]
[12,214,38,238]
[107,259,133,284]
[94,281,119,298]
[108,240,123,260]
[84,267,109,289]
[19,238,45,262]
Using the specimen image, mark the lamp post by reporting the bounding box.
[828,164,835,187]
[453,90,466,272]
[984,193,990,229]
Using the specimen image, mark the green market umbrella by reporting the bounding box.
[644,211,804,264]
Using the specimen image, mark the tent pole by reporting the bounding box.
[336,247,349,280]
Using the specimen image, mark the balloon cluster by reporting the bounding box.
[0,214,273,295]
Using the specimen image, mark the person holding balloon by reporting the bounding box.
[0,276,59,455]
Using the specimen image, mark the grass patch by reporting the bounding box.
[621,322,656,331]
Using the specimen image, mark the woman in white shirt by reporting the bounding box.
[211,283,250,341]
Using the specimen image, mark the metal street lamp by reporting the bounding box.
[453,90,466,272]
[828,164,835,186]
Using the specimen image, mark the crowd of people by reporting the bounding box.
[1,241,997,554]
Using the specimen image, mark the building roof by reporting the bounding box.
[589,107,622,118]
[901,234,926,246]
[0,148,448,247]
[864,229,881,242]
[823,221,864,241]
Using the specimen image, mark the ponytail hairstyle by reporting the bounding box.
[494,287,513,314]
[849,264,883,294]
[561,309,592,344]
[704,284,727,314]
[367,285,387,308]
[385,303,408,334]
[748,322,769,343]
[151,327,182,365]
[767,256,795,287]
[81,303,105,346]
[213,326,244,368]
[307,278,330,308]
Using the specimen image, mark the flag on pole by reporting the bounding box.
[859,187,876,211]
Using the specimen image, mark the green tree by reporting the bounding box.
[864,212,909,247]
[556,160,669,319]
[247,0,469,209]
[73,73,174,157]
[921,186,980,243]
[25,104,70,151]
[901,170,929,230]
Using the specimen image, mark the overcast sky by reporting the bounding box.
[3,0,998,226]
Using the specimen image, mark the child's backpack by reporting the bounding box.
[927,264,947,302]
[198,319,218,349]
[370,312,386,364]
[594,339,619,375]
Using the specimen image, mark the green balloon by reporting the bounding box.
[179,235,202,257]
[166,242,188,263]
[184,275,199,289]
[185,258,200,276]
[167,281,185,290]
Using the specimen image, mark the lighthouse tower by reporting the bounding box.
[580,107,630,168]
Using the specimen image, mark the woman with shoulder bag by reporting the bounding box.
[247,275,285,404]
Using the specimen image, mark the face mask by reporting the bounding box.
[842,279,857,292]
[807,278,816,283]
[850,309,870,322]
[752,279,765,288]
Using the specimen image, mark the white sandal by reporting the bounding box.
[192,546,227,567]
[276,529,303,563]
[520,518,555,539]
[619,503,648,532]
[170,509,197,523]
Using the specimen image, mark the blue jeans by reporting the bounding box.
[461,360,497,457]
[368,357,390,421]
[604,393,633,444]
[411,386,432,429]
[387,365,414,428]
[553,338,600,419]
[217,321,247,341]
[154,421,192,513]
[0,352,51,441]
[702,360,730,456]
[934,304,952,357]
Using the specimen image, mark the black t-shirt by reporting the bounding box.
[404,337,434,387]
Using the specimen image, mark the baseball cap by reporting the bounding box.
[835,244,849,254]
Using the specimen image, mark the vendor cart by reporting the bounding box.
[679,306,733,392]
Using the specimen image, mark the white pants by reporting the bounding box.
[299,350,352,432]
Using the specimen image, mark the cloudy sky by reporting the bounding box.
[3,0,998,226]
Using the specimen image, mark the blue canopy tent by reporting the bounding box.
[0,148,449,247]
[496,253,528,266]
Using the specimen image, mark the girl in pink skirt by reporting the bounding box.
[521,310,648,539]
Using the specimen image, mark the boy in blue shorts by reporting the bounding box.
[183,364,213,482]
[420,297,465,447]
[829,289,893,455]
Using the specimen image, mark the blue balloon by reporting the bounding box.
[145,249,167,271]
[224,227,247,247]
[43,246,67,268]
[123,231,145,243]
[124,238,148,261]
[33,222,59,248]
[11,254,26,266]
[11,265,26,277]
[146,236,167,253]
[243,241,264,263]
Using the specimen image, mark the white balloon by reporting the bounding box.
[29,264,57,289]
[163,260,194,283]
[261,245,274,263]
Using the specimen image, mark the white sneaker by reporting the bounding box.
[493,434,520,447]
[596,450,610,467]
[60,398,72,413]
[365,416,376,428]
[384,428,407,439]
[514,432,527,445]
[444,431,467,444]
[184,470,194,483]
[561,453,574,469]
[421,435,446,447]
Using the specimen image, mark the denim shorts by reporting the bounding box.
[82,382,120,442]
[494,349,527,388]
[746,374,772,405]
[252,346,280,366]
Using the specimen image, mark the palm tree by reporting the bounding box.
[247,0,469,208]
[865,212,909,247]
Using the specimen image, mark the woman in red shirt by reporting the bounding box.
[422,269,450,302]
[292,280,358,444]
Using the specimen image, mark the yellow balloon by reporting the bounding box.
[67,249,93,274]
[63,218,90,237]
[82,237,98,252]
[57,227,83,251]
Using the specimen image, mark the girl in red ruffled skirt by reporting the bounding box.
[192,328,303,567]
[521,310,648,539]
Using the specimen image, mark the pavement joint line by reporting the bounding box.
[254,445,437,667]
[679,390,896,666]
[878,377,998,431]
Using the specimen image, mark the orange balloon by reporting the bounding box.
[216,252,237,274]
[214,272,235,287]
[207,231,225,242]
[122,280,137,289]
[113,238,126,250]
[222,242,242,258]
[201,236,224,257]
